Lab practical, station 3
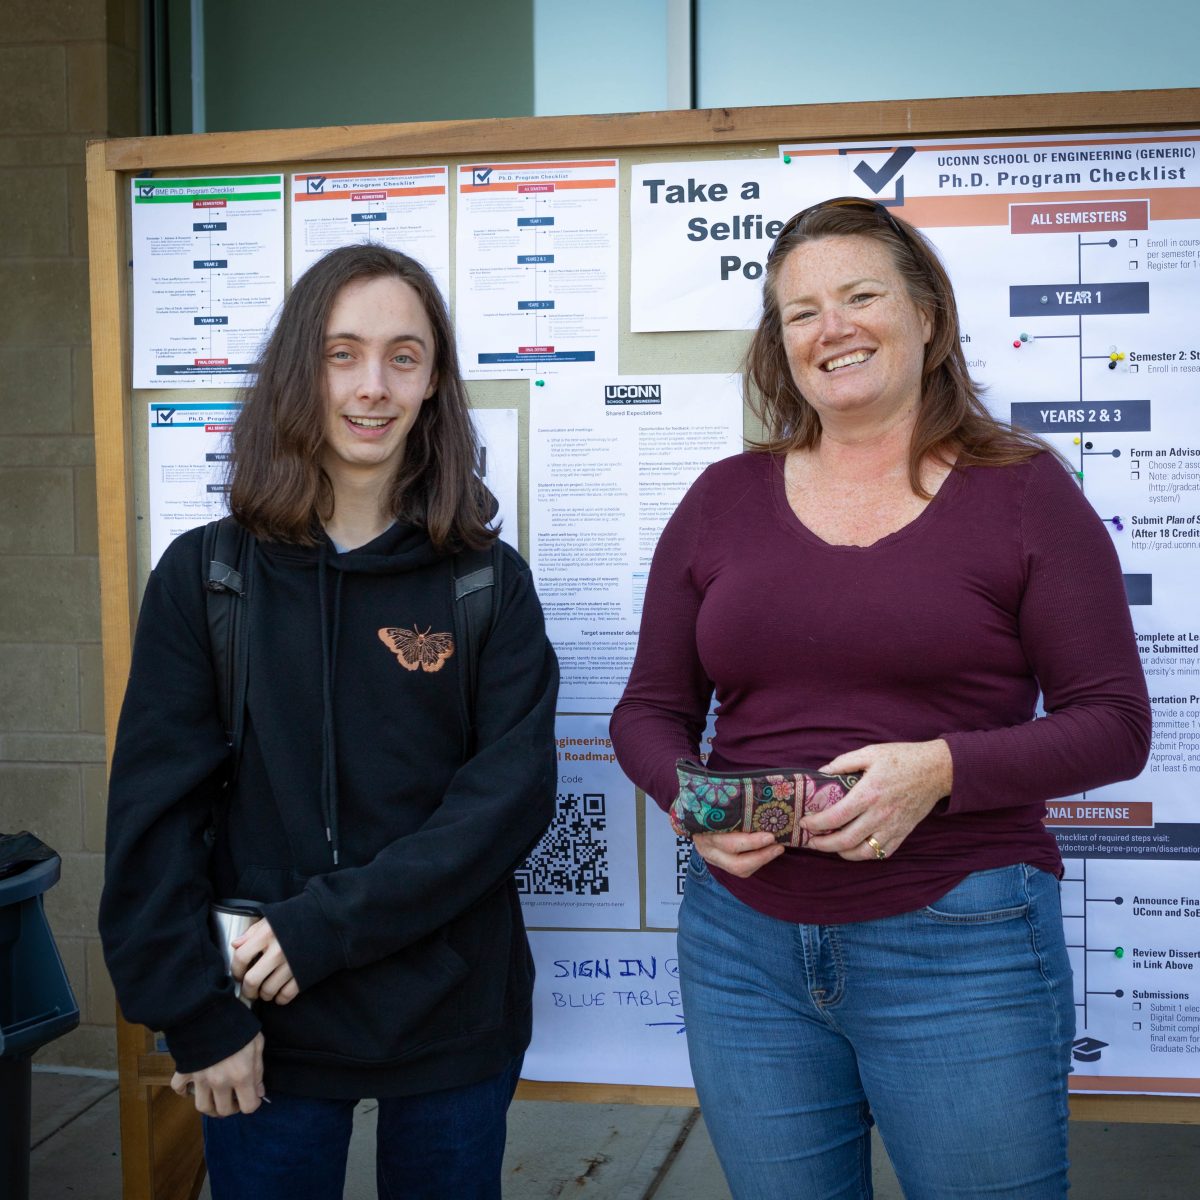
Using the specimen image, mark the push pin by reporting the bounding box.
[1114,946,1124,959]
[1109,516,1124,532]
[534,379,545,387]
[782,154,792,164]
[1073,436,1081,445]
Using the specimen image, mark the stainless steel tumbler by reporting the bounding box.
[208,899,263,1006]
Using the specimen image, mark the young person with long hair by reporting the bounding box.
[100,245,558,1199]
[611,199,1150,1198]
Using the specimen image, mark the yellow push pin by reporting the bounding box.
[1073,436,1081,445]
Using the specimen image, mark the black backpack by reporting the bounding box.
[201,517,501,778]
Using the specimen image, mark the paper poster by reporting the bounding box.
[131,175,285,388]
[630,158,787,331]
[147,402,239,565]
[644,718,715,929]
[529,373,743,712]
[455,159,619,378]
[747,129,1200,1097]
[644,798,690,931]
[517,715,640,930]
[290,167,450,298]
[523,931,692,1088]
[469,407,519,548]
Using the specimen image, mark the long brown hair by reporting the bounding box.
[744,197,1050,495]
[228,244,494,550]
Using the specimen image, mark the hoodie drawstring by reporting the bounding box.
[317,548,345,866]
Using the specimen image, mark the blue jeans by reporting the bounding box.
[678,853,1074,1200]
[202,1057,521,1200]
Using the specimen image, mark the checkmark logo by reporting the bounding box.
[158,409,175,423]
[853,147,915,197]
[307,176,326,193]
[472,168,494,186]
[138,185,155,198]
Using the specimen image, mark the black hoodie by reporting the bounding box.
[99,521,558,1098]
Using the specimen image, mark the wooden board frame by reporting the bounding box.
[87,87,1200,1199]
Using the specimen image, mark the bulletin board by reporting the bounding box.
[87,87,1200,1199]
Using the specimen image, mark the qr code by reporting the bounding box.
[675,835,690,896]
[516,792,609,896]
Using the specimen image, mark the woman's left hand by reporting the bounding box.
[799,739,953,862]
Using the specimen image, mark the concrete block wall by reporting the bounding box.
[0,0,140,1070]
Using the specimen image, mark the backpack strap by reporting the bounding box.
[452,540,503,750]
[202,516,255,780]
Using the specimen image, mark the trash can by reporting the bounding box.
[0,832,81,1200]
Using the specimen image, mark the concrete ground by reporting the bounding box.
[27,1066,1200,1198]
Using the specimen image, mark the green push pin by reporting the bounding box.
[1075,471,1084,481]
[1114,946,1124,959]
[782,154,791,164]
[534,379,545,387]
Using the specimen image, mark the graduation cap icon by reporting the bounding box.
[1071,1036,1108,1063]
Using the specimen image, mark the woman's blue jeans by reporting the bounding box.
[201,1056,521,1199]
[678,852,1074,1199]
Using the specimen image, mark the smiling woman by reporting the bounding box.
[775,235,931,442]
[610,196,1151,1198]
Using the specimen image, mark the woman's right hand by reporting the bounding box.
[692,829,783,878]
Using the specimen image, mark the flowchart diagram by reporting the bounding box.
[456,160,618,377]
[131,175,284,388]
[952,159,1200,1094]
[760,128,1200,1093]
[290,167,450,297]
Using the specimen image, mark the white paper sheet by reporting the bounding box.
[469,407,519,548]
[524,930,692,1088]
[643,798,690,931]
[132,175,285,388]
[518,715,640,930]
[529,374,742,712]
[147,402,239,565]
[290,167,450,299]
[455,159,618,378]
[749,129,1200,1097]
[630,158,789,332]
[644,717,716,929]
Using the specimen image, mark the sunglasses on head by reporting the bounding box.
[767,195,911,261]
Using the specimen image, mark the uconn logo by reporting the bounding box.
[604,384,662,406]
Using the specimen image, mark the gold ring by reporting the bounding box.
[866,836,886,861]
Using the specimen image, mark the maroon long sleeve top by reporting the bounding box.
[610,451,1151,924]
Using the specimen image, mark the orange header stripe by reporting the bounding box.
[460,178,617,193]
[893,187,1200,228]
[293,185,446,201]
